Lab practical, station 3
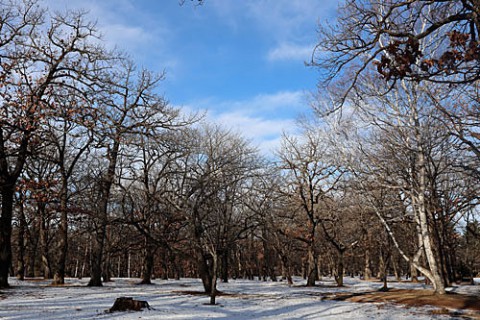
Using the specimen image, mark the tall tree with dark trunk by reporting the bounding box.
[169,124,261,302]
[47,90,96,285]
[277,130,341,286]
[121,130,194,285]
[87,60,189,286]
[0,0,108,288]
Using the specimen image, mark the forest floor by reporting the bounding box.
[324,285,480,319]
[0,276,478,319]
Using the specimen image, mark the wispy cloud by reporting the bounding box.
[205,1,337,65]
[101,24,153,49]
[208,0,339,41]
[188,90,309,154]
[43,0,173,63]
[215,111,293,152]
[267,43,314,62]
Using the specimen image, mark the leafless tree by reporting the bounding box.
[277,129,342,286]
[168,124,261,304]
[0,1,108,288]
[315,0,480,102]
[324,73,479,293]
[119,129,192,285]
[86,59,193,286]
[41,87,97,285]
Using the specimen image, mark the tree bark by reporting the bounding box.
[198,252,213,293]
[416,138,446,294]
[334,250,345,287]
[209,253,218,305]
[140,237,155,285]
[39,204,52,279]
[306,243,317,286]
[410,233,424,283]
[88,139,120,287]
[0,187,14,287]
[221,248,228,283]
[52,179,68,285]
[102,251,112,282]
[15,195,26,280]
[88,200,108,286]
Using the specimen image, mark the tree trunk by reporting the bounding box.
[364,248,373,280]
[88,218,107,286]
[209,253,218,305]
[410,232,423,283]
[160,249,168,280]
[79,238,90,279]
[15,195,26,280]
[410,262,419,282]
[416,148,446,294]
[405,101,446,294]
[102,252,112,282]
[26,229,39,278]
[52,180,68,285]
[0,187,14,288]
[171,252,181,280]
[198,252,212,293]
[392,257,401,281]
[140,237,155,285]
[306,243,317,286]
[221,248,228,283]
[279,254,293,285]
[334,250,345,287]
[39,204,52,279]
[0,123,29,288]
[88,140,119,287]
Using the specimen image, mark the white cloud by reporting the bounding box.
[100,24,153,49]
[267,43,314,62]
[208,0,339,42]
[43,0,173,63]
[197,90,307,114]
[185,91,310,155]
[216,111,292,138]
[213,111,295,155]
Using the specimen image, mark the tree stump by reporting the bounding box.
[108,297,150,313]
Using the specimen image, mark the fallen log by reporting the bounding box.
[108,297,150,313]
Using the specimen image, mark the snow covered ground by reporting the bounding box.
[0,276,477,319]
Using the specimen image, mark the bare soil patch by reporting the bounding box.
[174,290,234,296]
[325,289,480,319]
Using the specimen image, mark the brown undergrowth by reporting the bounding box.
[324,289,480,319]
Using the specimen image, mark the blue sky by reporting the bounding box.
[44,0,340,154]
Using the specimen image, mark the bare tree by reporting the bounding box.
[324,73,478,293]
[313,0,480,293]
[86,59,190,286]
[44,88,96,285]
[120,130,192,285]
[0,1,107,288]
[315,0,480,99]
[318,185,362,287]
[277,129,342,286]
[168,124,261,304]
[20,152,59,279]
[425,84,480,184]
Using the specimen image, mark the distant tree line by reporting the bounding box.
[0,0,479,306]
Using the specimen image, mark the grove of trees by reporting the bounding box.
[0,0,479,304]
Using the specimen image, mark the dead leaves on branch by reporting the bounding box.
[374,31,480,82]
